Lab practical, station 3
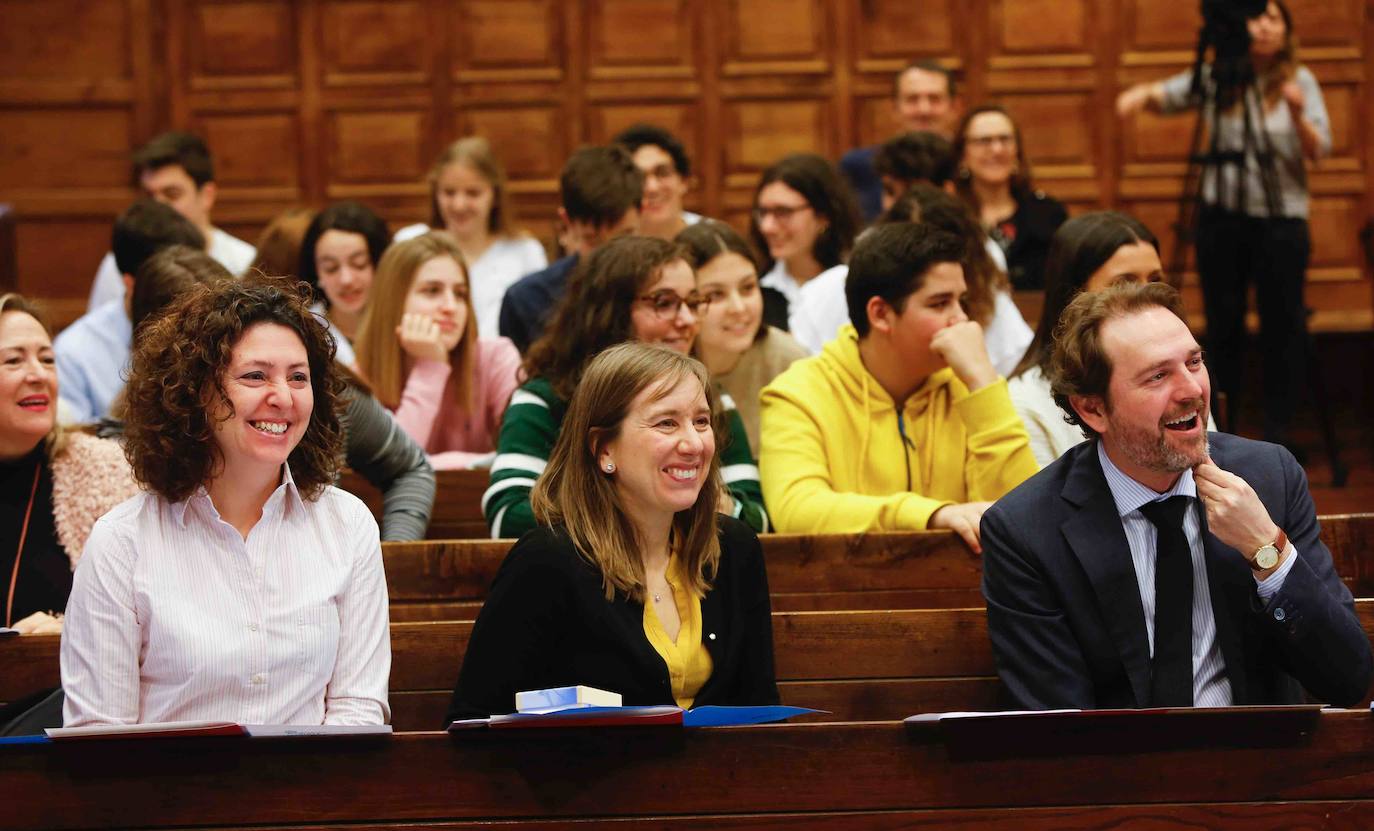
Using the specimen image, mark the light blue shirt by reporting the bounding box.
[1096,441,1296,706]
[54,299,132,424]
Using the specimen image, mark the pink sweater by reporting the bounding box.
[392,337,521,470]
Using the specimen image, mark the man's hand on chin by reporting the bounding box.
[1193,456,1283,571]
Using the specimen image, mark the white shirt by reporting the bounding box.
[87,228,257,312]
[393,225,548,337]
[787,264,850,354]
[1097,442,1295,707]
[310,300,357,367]
[61,467,391,727]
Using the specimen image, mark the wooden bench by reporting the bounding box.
[340,468,491,540]
[384,514,1374,620]
[384,530,986,620]
[10,599,1374,731]
[5,710,1374,830]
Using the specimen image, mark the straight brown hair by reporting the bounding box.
[354,232,478,411]
[531,343,723,603]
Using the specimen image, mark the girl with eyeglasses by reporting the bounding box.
[483,235,767,540]
[677,220,808,456]
[748,154,861,339]
[353,232,521,470]
[951,104,1067,291]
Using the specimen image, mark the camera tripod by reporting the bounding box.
[1167,45,1348,486]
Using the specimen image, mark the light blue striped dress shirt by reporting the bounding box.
[1096,442,1296,707]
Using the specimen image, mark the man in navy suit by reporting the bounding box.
[839,60,961,222]
[982,281,1371,709]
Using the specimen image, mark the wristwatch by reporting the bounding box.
[1251,528,1288,572]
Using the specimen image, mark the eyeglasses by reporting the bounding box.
[641,164,681,182]
[637,290,711,320]
[752,204,813,223]
[966,133,1016,149]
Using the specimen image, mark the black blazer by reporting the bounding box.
[993,189,1067,291]
[445,516,780,722]
[981,432,1373,710]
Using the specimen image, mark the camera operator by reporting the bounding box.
[1115,0,1328,455]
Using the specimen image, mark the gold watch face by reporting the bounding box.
[1254,545,1279,570]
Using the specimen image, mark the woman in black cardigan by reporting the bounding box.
[446,343,778,722]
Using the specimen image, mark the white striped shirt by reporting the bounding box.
[1096,442,1295,707]
[61,465,391,727]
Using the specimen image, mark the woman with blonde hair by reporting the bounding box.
[395,137,547,336]
[354,231,520,469]
[447,342,778,720]
[0,295,137,637]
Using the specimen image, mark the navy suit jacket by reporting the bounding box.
[981,432,1372,709]
[498,253,579,354]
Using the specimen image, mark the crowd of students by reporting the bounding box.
[3,0,1362,731]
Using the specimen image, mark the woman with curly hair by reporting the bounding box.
[483,235,768,539]
[61,275,391,727]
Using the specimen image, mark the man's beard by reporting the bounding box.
[1109,401,1210,474]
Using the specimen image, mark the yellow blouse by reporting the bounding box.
[641,555,714,709]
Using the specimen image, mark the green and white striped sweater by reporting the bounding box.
[483,376,768,538]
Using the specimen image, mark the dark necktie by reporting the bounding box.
[1138,495,1195,707]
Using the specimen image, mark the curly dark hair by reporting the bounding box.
[124,274,346,502]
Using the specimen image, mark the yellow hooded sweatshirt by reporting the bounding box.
[759,324,1037,533]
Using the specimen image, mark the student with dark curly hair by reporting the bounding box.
[61,275,391,727]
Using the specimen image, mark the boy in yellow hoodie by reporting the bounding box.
[759,222,1036,550]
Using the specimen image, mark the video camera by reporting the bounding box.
[1197,0,1268,103]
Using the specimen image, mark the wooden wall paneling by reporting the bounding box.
[722,0,832,76]
[1289,0,1363,57]
[695,0,725,219]
[1366,0,1374,287]
[0,0,1370,327]
[0,0,153,318]
[449,0,567,244]
[586,0,696,80]
[186,0,299,91]
[988,0,1093,66]
[845,0,963,151]
[1118,0,1199,63]
[320,0,430,88]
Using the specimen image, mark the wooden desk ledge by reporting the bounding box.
[5,711,1374,831]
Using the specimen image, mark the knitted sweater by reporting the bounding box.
[391,337,522,470]
[483,377,768,539]
[50,432,140,566]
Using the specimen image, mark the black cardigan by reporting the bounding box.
[445,516,780,723]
